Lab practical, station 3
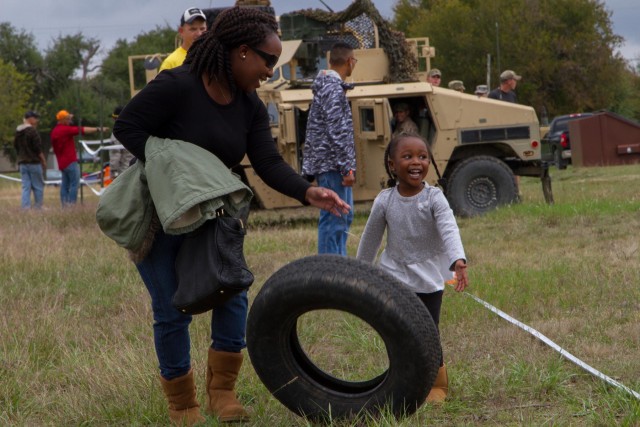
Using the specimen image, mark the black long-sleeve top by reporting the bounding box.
[113,64,310,204]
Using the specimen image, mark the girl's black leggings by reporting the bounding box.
[416,290,444,366]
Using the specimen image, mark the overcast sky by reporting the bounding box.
[1,0,639,66]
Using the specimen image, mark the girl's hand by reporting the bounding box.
[305,186,351,217]
[453,260,468,292]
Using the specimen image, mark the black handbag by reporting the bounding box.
[173,211,254,315]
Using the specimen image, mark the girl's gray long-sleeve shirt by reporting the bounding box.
[356,185,466,293]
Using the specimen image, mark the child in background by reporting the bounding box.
[356,131,468,403]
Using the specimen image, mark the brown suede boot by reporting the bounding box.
[206,349,250,422]
[159,369,206,426]
[426,364,448,403]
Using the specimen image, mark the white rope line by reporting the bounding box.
[79,139,125,156]
[464,291,640,400]
[0,173,21,183]
[0,173,104,196]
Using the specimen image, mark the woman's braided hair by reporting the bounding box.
[184,7,278,95]
[383,131,430,188]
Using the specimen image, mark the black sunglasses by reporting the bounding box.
[250,46,279,69]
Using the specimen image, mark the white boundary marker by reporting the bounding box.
[464,291,640,400]
[79,139,124,156]
[0,173,105,196]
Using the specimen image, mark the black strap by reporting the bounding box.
[425,142,446,188]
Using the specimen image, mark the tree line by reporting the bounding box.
[393,0,640,121]
[0,22,176,160]
[2,0,639,159]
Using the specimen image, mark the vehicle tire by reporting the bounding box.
[553,147,567,170]
[446,155,518,217]
[246,255,441,422]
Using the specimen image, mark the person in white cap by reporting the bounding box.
[160,7,207,71]
[488,70,521,103]
[474,84,489,97]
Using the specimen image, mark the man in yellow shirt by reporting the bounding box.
[159,7,207,71]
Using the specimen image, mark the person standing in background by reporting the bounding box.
[474,84,489,97]
[159,7,207,71]
[488,70,521,103]
[488,70,522,195]
[50,110,107,206]
[108,106,134,178]
[447,80,465,92]
[426,68,442,86]
[14,111,46,209]
[302,42,357,256]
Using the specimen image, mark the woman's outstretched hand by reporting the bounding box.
[305,186,351,217]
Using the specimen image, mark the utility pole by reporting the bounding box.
[487,53,491,89]
[495,22,501,76]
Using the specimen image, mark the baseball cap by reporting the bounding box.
[180,7,206,26]
[500,70,522,82]
[448,80,465,91]
[56,110,73,121]
[427,68,441,78]
[24,111,40,119]
[474,84,489,95]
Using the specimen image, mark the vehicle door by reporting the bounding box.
[350,98,393,201]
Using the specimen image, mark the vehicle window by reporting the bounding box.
[555,119,570,132]
[553,114,593,133]
[360,107,375,132]
[269,68,281,82]
[267,102,279,126]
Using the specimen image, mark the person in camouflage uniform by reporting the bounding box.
[108,106,134,178]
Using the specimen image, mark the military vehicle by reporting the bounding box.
[128,0,553,216]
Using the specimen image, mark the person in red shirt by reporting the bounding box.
[50,110,107,206]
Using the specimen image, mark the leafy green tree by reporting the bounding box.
[392,0,432,33]
[100,26,176,99]
[0,22,47,114]
[41,34,93,98]
[30,34,106,124]
[0,22,43,75]
[0,59,34,162]
[399,0,633,119]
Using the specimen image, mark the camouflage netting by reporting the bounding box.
[285,0,418,83]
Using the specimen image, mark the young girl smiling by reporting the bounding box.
[356,132,468,402]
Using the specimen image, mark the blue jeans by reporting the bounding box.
[60,161,80,206]
[316,171,354,256]
[19,163,44,209]
[136,228,248,380]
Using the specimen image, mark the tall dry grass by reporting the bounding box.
[1,164,639,426]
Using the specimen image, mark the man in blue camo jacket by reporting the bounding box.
[302,42,357,256]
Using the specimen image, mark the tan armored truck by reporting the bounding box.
[127,0,553,216]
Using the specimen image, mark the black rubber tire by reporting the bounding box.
[246,255,441,422]
[553,147,567,170]
[446,155,518,217]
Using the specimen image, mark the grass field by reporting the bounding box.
[1,164,639,426]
